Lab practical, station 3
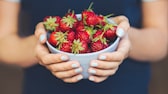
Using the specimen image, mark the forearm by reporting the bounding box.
[0,1,38,67]
[128,0,168,62]
[128,27,167,62]
[0,33,38,67]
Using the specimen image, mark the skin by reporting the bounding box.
[0,1,38,67]
[0,0,167,83]
[128,0,168,62]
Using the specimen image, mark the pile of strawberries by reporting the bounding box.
[43,3,117,54]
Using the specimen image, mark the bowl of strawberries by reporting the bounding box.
[43,5,120,78]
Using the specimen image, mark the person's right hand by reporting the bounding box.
[34,22,83,83]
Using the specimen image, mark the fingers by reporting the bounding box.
[98,52,125,63]
[116,35,131,58]
[51,66,83,83]
[89,76,108,83]
[111,16,130,37]
[39,53,69,65]
[51,67,82,79]
[34,22,47,43]
[63,75,83,83]
[34,22,84,83]
[47,61,80,71]
[88,66,118,83]
[88,67,118,77]
[35,41,70,65]
[90,60,119,69]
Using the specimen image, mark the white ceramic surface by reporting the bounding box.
[46,14,120,79]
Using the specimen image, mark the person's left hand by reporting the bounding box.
[88,16,131,83]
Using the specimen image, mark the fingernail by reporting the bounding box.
[89,69,96,74]
[39,34,46,42]
[75,68,82,73]
[99,55,106,60]
[77,75,83,80]
[60,56,68,61]
[116,28,125,38]
[89,76,95,81]
[91,62,98,67]
[71,63,79,68]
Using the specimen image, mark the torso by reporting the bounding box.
[20,0,150,94]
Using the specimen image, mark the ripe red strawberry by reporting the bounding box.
[83,12,99,26]
[76,21,85,32]
[48,31,58,47]
[48,31,67,47]
[72,39,88,54]
[67,30,75,42]
[97,15,107,26]
[43,16,61,31]
[104,25,117,41]
[82,2,99,26]
[91,29,108,52]
[93,29,104,38]
[59,11,78,31]
[97,14,113,26]
[91,38,109,52]
[59,42,72,53]
[91,40,105,52]
[76,22,95,40]
[79,41,89,53]
[76,31,90,43]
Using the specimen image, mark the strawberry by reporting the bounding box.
[59,11,78,31]
[93,29,104,38]
[97,15,107,26]
[59,42,72,53]
[48,31,67,47]
[91,40,105,52]
[43,16,61,31]
[82,2,99,26]
[72,39,88,54]
[84,12,99,26]
[67,30,75,42]
[104,25,117,41]
[48,31,58,47]
[76,26,96,43]
[91,29,108,52]
[75,31,90,43]
[97,14,113,27]
[76,21,85,32]
[79,41,89,53]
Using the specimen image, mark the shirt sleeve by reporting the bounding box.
[3,0,20,3]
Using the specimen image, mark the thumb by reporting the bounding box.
[34,22,47,44]
[110,15,130,38]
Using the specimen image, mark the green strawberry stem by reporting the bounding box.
[62,16,77,28]
[55,32,67,45]
[104,14,113,18]
[72,39,84,54]
[43,16,58,31]
[87,2,94,11]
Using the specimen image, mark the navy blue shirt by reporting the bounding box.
[19,0,151,94]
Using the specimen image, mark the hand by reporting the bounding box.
[88,16,131,83]
[34,22,83,83]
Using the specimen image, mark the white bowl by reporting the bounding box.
[46,14,120,79]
